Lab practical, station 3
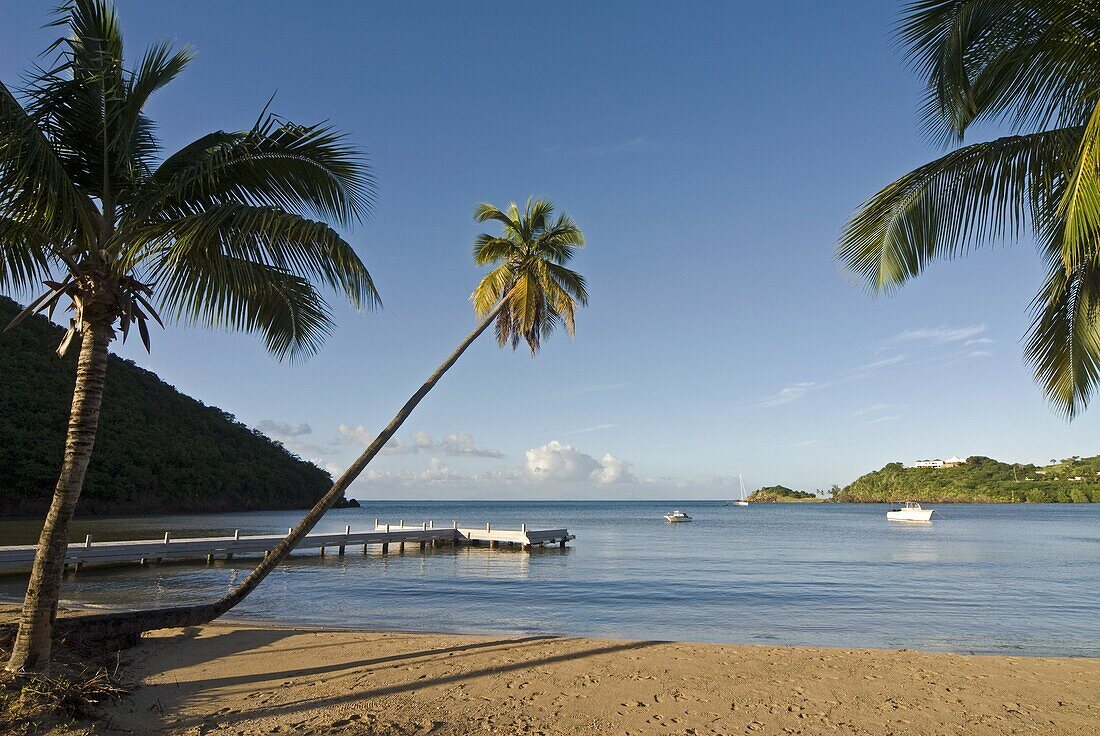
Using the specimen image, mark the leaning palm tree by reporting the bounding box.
[2,0,377,673]
[49,197,587,643]
[837,0,1100,417]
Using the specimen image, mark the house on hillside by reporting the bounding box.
[911,456,966,469]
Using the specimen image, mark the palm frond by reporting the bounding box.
[472,234,515,266]
[838,129,1076,292]
[0,79,97,244]
[901,0,1099,143]
[1026,248,1100,419]
[134,116,374,227]
[470,262,513,317]
[1059,99,1100,266]
[133,203,378,311]
[0,216,54,291]
[155,248,335,362]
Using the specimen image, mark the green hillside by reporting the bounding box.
[835,455,1100,503]
[746,485,819,502]
[0,297,335,516]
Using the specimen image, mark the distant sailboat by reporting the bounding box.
[732,475,749,506]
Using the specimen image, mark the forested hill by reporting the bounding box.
[746,485,818,502]
[0,296,334,516]
[835,455,1100,503]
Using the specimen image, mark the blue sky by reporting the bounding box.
[3,1,1097,499]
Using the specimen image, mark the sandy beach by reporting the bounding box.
[95,622,1099,735]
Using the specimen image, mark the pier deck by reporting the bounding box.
[0,520,575,573]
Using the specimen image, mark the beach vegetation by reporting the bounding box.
[1,0,376,673]
[835,455,1100,503]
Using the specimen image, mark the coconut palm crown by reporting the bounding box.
[470,198,587,353]
[836,0,1100,418]
[1,0,378,358]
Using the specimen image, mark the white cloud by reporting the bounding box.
[258,420,312,437]
[561,423,617,436]
[966,350,993,358]
[965,337,995,346]
[524,442,635,486]
[782,439,818,448]
[439,432,505,458]
[525,440,601,482]
[593,453,634,485]
[755,381,816,408]
[257,419,327,457]
[863,354,907,370]
[337,426,502,458]
[361,457,463,487]
[853,403,893,417]
[891,324,987,344]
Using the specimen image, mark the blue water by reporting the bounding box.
[1,501,1098,656]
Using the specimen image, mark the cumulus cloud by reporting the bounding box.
[523,441,634,485]
[525,441,601,482]
[361,457,463,487]
[593,453,634,484]
[337,427,503,459]
[439,433,505,458]
[257,419,327,458]
[258,420,312,437]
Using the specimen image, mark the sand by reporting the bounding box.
[95,622,1099,735]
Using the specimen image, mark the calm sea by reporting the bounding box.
[1,501,1098,657]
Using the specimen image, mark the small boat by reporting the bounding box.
[732,474,749,506]
[664,510,692,523]
[886,501,934,522]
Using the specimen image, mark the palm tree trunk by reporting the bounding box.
[55,300,508,641]
[6,320,112,673]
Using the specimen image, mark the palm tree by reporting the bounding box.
[2,0,378,673]
[49,197,588,644]
[837,0,1100,417]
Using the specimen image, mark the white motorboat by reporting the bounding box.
[886,501,934,522]
[732,474,749,506]
[664,510,692,523]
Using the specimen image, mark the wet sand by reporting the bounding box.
[100,622,1099,735]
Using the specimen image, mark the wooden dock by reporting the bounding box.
[0,520,575,573]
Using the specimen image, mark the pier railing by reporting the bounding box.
[0,521,575,573]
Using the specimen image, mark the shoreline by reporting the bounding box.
[4,601,1096,660]
[99,621,1100,735]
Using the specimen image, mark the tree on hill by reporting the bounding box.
[834,455,1100,504]
[0,296,333,517]
[747,485,817,502]
[2,0,377,673]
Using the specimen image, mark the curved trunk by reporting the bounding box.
[56,301,507,641]
[6,320,112,673]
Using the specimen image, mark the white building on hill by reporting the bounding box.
[912,456,967,469]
